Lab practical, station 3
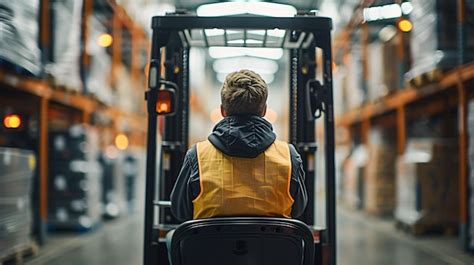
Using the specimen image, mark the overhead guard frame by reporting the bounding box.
[144,14,336,265]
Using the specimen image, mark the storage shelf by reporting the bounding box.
[336,64,474,127]
[0,69,146,132]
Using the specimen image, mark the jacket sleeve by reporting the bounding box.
[170,145,199,221]
[289,144,308,218]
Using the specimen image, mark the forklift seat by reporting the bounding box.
[170,217,315,265]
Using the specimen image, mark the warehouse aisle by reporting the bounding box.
[337,209,473,265]
[24,215,143,265]
[24,208,474,265]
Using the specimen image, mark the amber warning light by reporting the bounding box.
[156,89,176,115]
[3,114,22,129]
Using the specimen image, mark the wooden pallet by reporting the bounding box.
[395,220,458,236]
[48,77,82,95]
[407,68,444,88]
[0,242,38,265]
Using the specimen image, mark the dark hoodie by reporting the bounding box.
[170,116,308,221]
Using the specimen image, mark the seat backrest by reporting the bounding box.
[171,217,314,265]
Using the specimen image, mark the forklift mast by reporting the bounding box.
[144,13,335,265]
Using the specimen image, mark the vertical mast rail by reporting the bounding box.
[322,31,336,265]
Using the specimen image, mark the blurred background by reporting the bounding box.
[0,0,473,264]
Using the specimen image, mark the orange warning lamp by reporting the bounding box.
[156,89,176,115]
[3,114,22,129]
[398,19,413,33]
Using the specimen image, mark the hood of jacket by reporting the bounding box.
[208,115,276,158]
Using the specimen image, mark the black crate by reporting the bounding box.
[48,133,87,161]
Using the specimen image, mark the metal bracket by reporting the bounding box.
[297,142,318,153]
[162,141,183,151]
[153,200,172,207]
[306,79,327,120]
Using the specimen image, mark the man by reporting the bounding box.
[170,69,307,221]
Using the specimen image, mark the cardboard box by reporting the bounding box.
[395,139,459,232]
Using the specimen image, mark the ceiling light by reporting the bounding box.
[115,134,129,150]
[98,33,113,47]
[363,4,402,22]
[205,28,225,37]
[213,57,279,75]
[227,39,263,45]
[400,2,413,15]
[398,19,413,33]
[208,47,284,60]
[197,2,297,17]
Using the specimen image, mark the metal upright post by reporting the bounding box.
[458,0,466,66]
[289,46,316,226]
[143,29,162,265]
[159,34,189,225]
[457,0,468,250]
[322,31,336,265]
[37,0,50,245]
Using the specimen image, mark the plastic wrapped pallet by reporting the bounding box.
[381,38,400,92]
[468,101,474,250]
[364,128,397,216]
[332,65,346,116]
[48,124,103,231]
[395,139,459,235]
[85,16,114,105]
[368,39,400,101]
[407,0,474,81]
[367,42,384,101]
[342,145,368,210]
[0,148,36,258]
[0,0,41,76]
[44,0,83,92]
[115,65,142,114]
[344,45,365,109]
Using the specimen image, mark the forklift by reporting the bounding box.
[143,11,336,265]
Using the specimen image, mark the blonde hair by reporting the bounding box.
[221,69,268,116]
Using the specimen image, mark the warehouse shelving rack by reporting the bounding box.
[334,0,473,250]
[0,0,148,244]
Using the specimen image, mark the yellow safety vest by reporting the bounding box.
[193,140,294,219]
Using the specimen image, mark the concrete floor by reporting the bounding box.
[24,209,474,265]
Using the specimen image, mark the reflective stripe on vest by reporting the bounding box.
[193,140,294,219]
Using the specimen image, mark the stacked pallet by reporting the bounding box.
[407,0,474,85]
[468,101,474,250]
[343,44,366,110]
[367,38,400,102]
[85,16,114,105]
[45,0,84,92]
[0,148,36,260]
[395,139,459,235]
[48,124,102,231]
[342,145,368,210]
[364,128,397,216]
[0,0,41,76]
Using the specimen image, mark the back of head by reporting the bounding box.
[221,69,268,116]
